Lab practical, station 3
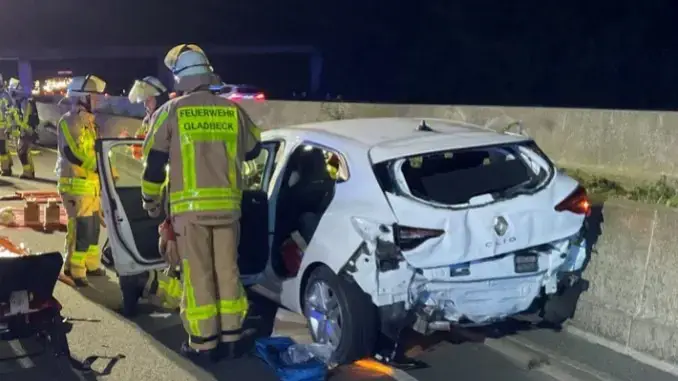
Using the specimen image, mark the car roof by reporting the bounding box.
[270,117,530,163]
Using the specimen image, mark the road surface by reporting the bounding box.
[0,146,676,381]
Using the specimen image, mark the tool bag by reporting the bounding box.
[253,337,327,381]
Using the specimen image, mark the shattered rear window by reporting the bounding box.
[374,141,552,206]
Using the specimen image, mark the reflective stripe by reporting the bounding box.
[70,251,87,265]
[60,120,96,171]
[142,110,169,158]
[182,259,215,336]
[182,259,248,336]
[58,177,98,195]
[141,179,163,196]
[171,198,240,215]
[170,106,240,215]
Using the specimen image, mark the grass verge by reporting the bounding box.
[563,168,678,207]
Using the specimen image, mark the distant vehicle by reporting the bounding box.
[210,83,266,102]
[97,117,590,365]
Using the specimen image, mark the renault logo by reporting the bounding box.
[494,216,509,236]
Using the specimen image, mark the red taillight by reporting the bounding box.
[394,225,445,251]
[254,93,266,101]
[228,93,243,101]
[555,186,591,216]
[281,238,304,277]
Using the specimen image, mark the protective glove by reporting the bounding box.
[158,219,180,267]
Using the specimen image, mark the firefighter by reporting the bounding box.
[57,75,107,287]
[8,79,39,179]
[0,75,12,176]
[141,44,260,362]
[127,76,169,160]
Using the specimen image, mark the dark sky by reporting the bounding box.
[2,1,678,109]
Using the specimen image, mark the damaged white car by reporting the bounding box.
[95,117,590,365]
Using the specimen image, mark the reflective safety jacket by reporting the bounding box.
[141,76,261,222]
[131,114,151,160]
[9,98,38,138]
[56,110,100,196]
[0,93,12,140]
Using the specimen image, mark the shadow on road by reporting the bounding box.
[73,275,282,380]
[130,290,281,380]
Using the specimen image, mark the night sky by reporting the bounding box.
[1,0,678,109]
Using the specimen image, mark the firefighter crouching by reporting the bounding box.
[127,76,169,160]
[0,75,12,176]
[8,78,39,179]
[141,44,261,362]
[57,75,107,287]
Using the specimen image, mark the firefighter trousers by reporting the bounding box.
[61,193,102,279]
[144,269,183,310]
[174,218,249,351]
[16,133,34,177]
[0,137,12,174]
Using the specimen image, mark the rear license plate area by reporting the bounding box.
[514,252,538,273]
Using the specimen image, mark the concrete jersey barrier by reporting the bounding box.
[37,98,678,180]
[36,98,678,366]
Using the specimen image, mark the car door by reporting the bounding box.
[95,138,281,281]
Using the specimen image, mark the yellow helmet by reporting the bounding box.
[164,44,213,77]
[128,76,167,104]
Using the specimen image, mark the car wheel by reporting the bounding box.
[540,279,584,326]
[302,265,378,365]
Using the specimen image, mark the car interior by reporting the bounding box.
[271,145,341,277]
[402,148,534,204]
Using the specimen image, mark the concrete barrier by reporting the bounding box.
[36,98,678,181]
[570,200,678,364]
[35,98,678,364]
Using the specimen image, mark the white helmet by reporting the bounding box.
[164,44,213,77]
[66,75,106,97]
[128,76,167,103]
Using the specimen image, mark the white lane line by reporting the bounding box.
[8,340,34,369]
[564,325,678,378]
[479,334,622,381]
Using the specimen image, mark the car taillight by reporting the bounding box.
[254,93,266,101]
[228,93,243,101]
[555,186,591,216]
[394,225,444,251]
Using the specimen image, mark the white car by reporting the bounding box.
[96,117,590,364]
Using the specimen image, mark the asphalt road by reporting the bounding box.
[0,146,676,381]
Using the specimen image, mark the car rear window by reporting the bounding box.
[373,141,553,206]
[236,86,261,94]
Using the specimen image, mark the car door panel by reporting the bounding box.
[114,187,165,262]
[95,138,166,276]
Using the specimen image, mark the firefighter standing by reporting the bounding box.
[0,75,12,176]
[57,75,107,287]
[141,44,260,362]
[8,78,39,179]
[127,76,169,160]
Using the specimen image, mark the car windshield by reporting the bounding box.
[375,141,552,206]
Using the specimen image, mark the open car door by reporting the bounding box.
[95,138,278,282]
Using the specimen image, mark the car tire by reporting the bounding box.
[540,280,584,325]
[303,265,378,365]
